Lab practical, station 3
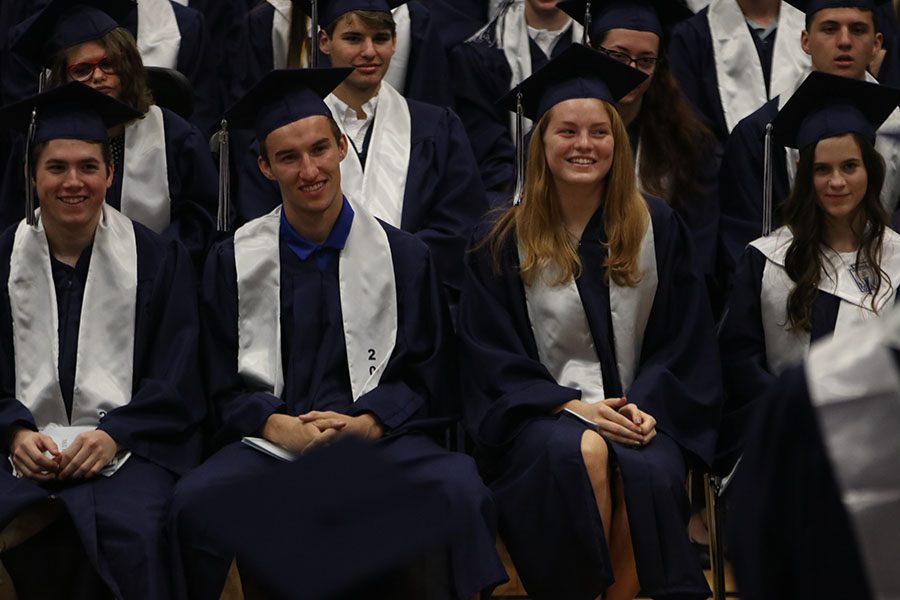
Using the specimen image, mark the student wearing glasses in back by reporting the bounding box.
[1,0,218,270]
[559,0,722,306]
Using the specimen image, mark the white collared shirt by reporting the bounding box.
[527,20,572,59]
[329,92,380,154]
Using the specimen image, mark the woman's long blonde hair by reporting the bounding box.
[486,99,648,287]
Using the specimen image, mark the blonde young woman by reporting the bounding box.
[458,45,722,600]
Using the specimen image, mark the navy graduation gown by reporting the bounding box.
[668,8,774,145]
[0,106,217,269]
[419,0,488,49]
[177,0,245,108]
[0,222,205,599]
[728,361,875,600]
[170,218,505,600]
[717,98,789,285]
[231,1,453,108]
[459,197,722,599]
[232,100,488,302]
[715,245,898,472]
[449,30,575,196]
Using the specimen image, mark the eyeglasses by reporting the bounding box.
[67,57,116,81]
[599,48,659,72]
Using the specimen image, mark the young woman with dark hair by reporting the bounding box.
[459,44,721,600]
[717,72,900,471]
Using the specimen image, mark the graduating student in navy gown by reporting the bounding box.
[558,0,721,301]
[171,68,506,600]
[0,83,204,600]
[667,0,811,146]
[729,307,900,600]
[229,0,488,305]
[717,72,900,472]
[231,0,453,108]
[717,0,900,285]
[2,0,217,269]
[459,45,722,600]
[449,0,583,199]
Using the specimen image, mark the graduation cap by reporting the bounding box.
[760,72,900,235]
[187,439,450,598]
[214,68,352,231]
[782,0,890,15]
[293,0,407,67]
[498,44,647,204]
[11,0,136,69]
[0,81,141,226]
[556,0,692,45]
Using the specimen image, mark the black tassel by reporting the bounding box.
[216,119,231,232]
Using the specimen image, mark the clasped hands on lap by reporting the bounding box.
[261,411,384,455]
[9,427,119,481]
[562,398,656,447]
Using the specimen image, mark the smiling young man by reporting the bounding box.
[717,0,900,287]
[0,82,204,599]
[231,0,487,309]
[169,68,506,600]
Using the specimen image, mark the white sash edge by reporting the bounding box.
[121,105,171,233]
[268,0,293,70]
[384,5,411,94]
[137,0,182,69]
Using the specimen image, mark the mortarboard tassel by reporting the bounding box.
[512,89,525,206]
[582,1,592,46]
[24,107,38,227]
[762,122,773,236]
[216,119,231,232]
[308,0,319,68]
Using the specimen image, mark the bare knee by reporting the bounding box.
[580,430,610,486]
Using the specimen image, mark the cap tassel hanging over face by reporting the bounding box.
[24,107,38,227]
[513,89,525,206]
[216,119,231,232]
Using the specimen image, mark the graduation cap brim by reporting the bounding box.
[772,71,900,149]
[782,0,890,14]
[11,0,137,68]
[224,68,353,141]
[557,0,692,39]
[295,0,408,26]
[189,439,451,598]
[0,81,142,145]
[498,44,648,121]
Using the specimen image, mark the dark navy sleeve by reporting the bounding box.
[351,232,457,429]
[625,201,723,467]
[666,11,729,145]
[172,3,222,137]
[97,230,206,476]
[228,3,276,104]
[715,244,772,472]
[458,228,582,449]
[449,39,516,194]
[200,239,286,445]
[405,104,490,305]
[728,362,874,600]
[403,1,454,108]
[160,108,217,271]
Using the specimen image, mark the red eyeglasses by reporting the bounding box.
[67,57,117,81]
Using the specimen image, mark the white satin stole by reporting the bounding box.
[233,204,398,400]
[781,71,900,215]
[137,0,181,69]
[707,0,809,133]
[806,306,900,599]
[122,105,171,233]
[9,206,137,429]
[468,0,583,138]
[522,215,658,402]
[326,83,409,227]
[749,226,900,375]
